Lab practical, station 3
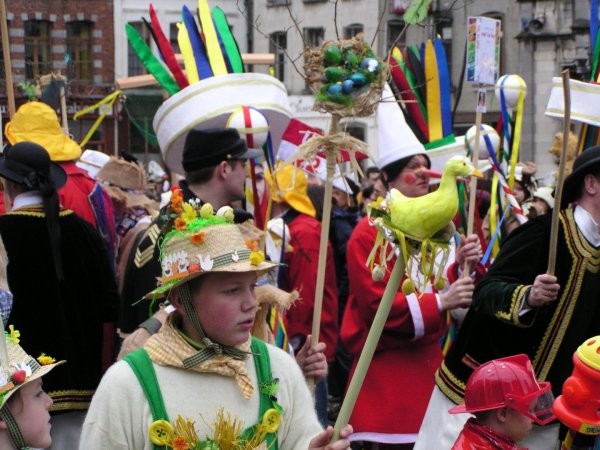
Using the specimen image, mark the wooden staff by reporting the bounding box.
[0,0,15,118]
[463,86,483,276]
[332,254,406,440]
[547,69,570,276]
[309,114,339,388]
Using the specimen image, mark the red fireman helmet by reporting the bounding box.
[450,354,556,425]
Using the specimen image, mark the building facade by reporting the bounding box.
[0,0,116,152]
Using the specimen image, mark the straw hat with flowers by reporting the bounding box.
[146,189,276,300]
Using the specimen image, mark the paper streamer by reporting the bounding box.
[125,23,179,95]
[198,0,228,76]
[149,4,189,89]
[182,5,213,80]
[177,22,200,84]
[425,39,442,141]
[434,38,452,137]
[212,7,243,73]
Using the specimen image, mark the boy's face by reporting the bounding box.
[8,379,53,448]
[183,271,259,347]
[502,405,534,443]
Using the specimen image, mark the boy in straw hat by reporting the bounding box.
[4,101,117,268]
[119,127,262,336]
[0,326,65,450]
[81,192,353,449]
[0,141,119,448]
[415,147,600,449]
[340,88,483,448]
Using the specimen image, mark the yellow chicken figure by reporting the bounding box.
[389,155,482,240]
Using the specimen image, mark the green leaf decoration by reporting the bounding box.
[403,0,433,25]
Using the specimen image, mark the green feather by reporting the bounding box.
[403,0,433,25]
[125,23,179,95]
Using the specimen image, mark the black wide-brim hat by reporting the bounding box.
[0,141,67,189]
[562,145,600,208]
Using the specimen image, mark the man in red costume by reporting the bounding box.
[340,93,484,449]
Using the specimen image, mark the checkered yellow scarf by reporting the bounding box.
[144,315,254,399]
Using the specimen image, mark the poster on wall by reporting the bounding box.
[466,16,501,85]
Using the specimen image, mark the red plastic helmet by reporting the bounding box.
[450,354,555,425]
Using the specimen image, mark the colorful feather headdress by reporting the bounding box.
[126,1,292,174]
[388,38,466,173]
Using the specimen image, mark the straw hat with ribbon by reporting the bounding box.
[0,326,64,448]
[4,102,82,162]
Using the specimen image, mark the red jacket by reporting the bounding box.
[340,216,451,438]
[282,212,338,362]
[452,418,524,450]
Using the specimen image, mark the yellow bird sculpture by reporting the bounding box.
[389,155,483,240]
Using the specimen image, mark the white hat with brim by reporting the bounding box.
[153,73,292,175]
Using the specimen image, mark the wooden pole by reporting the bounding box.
[0,0,16,118]
[332,255,405,440]
[60,85,69,134]
[547,70,570,276]
[309,114,340,388]
[463,87,483,276]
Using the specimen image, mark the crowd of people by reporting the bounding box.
[0,90,597,450]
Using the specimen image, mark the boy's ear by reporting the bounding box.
[495,407,509,423]
[169,288,184,314]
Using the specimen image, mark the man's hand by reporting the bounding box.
[526,274,560,308]
[308,425,353,450]
[439,277,475,311]
[295,334,328,382]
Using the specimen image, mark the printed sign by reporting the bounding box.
[466,16,501,85]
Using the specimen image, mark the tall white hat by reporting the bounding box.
[376,83,426,169]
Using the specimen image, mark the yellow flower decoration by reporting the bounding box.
[37,353,56,365]
[249,250,265,266]
[8,325,20,344]
[181,203,197,224]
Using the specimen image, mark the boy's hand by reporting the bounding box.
[309,425,353,450]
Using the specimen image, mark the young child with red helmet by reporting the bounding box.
[449,354,556,449]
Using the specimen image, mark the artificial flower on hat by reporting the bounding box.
[4,102,82,162]
[146,189,276,300]
[0,326,64,408]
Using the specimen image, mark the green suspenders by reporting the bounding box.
[124,337,279,450]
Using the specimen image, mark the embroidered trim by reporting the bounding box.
[6,208,73,218]
[435,361,466,404]
[534,210,600,379]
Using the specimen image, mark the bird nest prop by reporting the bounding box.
[304,33,389,118]
[366,198,453,295]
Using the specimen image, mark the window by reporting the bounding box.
[387,19,406,50]
[269,31,287,83]
[304,27,324,49]
[169,23,181,55]
[343,122,366,142]
[128,22,150,76]
[24,20,52,80]
[344,23,364,40]
[267,0,289,5]
[66,21,93,81]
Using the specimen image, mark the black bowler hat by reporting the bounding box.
[0,141,67,189]
[182,128,262,172]
[562,145,600,208]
